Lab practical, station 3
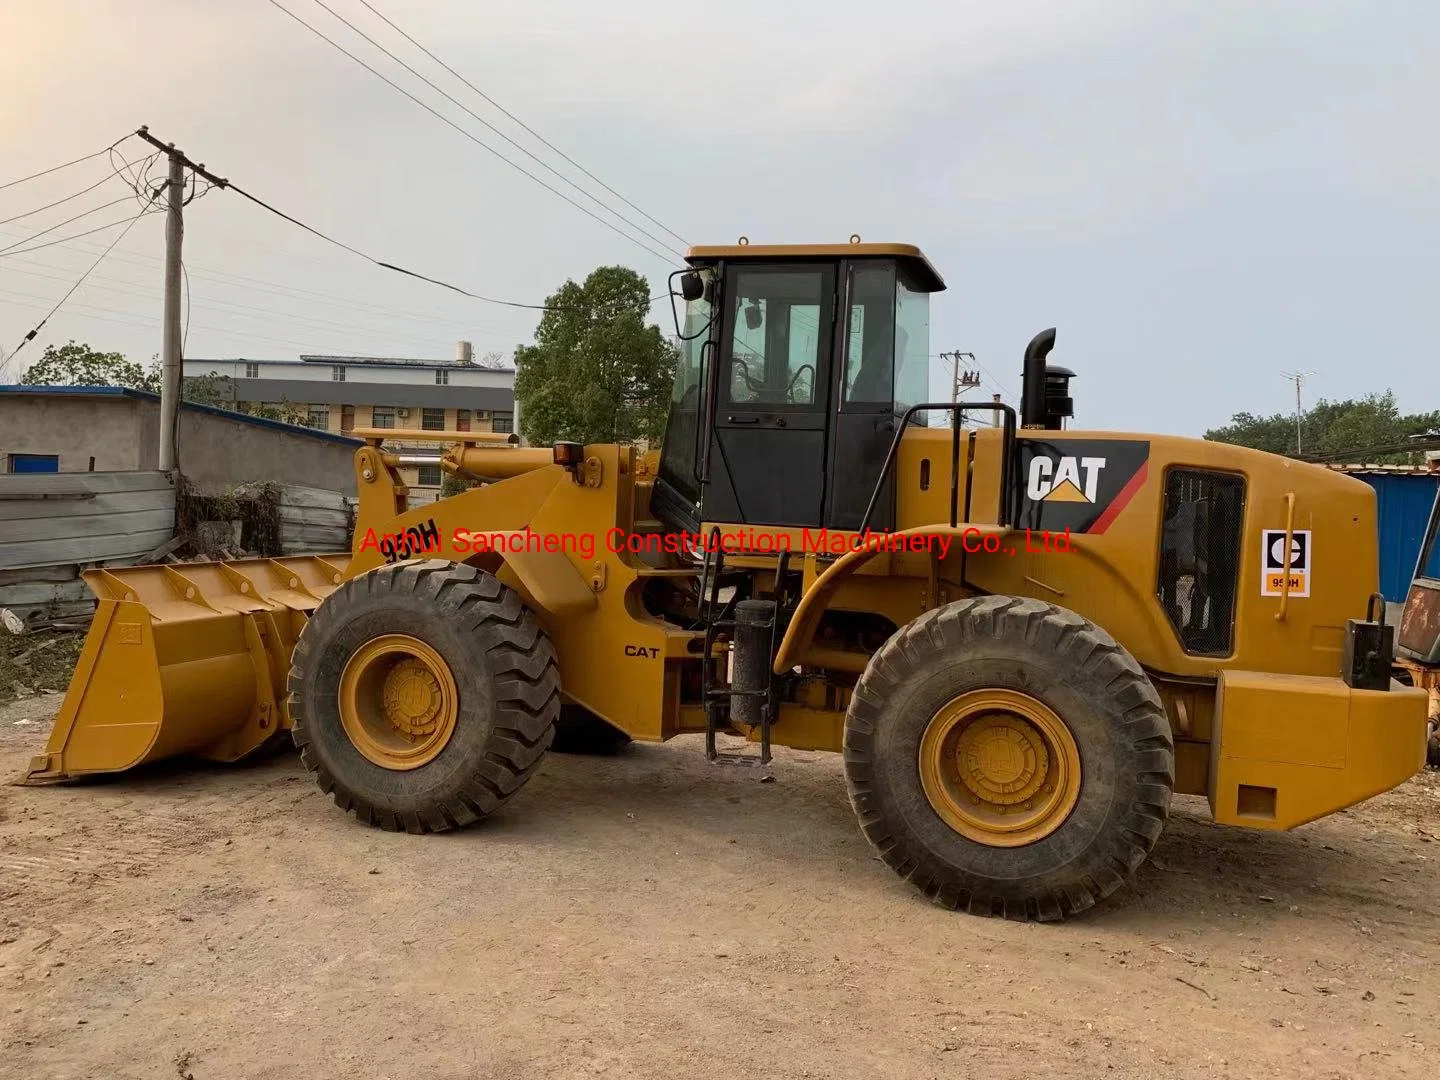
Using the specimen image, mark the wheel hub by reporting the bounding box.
[919,689,1081,847]
[338,634,459,770]
[382,658,444,737]
[956,716,1048,804]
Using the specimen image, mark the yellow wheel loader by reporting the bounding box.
[23,242,1430,921]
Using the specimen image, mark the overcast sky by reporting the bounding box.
[2,0,1435,433]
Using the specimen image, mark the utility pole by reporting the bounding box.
[940,350,980,405]
[939,350,981,427]
[1280,370,1315,455]
[133,127,228,474]
[157,151,184,473]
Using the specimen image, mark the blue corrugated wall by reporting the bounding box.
[1352,473,1440,602]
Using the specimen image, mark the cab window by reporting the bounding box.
[843,263,897,405]
[725,268,828,408]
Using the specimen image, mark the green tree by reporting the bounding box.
[239,399,310,425]
[20,341,157,390]
[1206,391,1440,463]
[20,343,319,426]
[513,266,678,446]
[181,370,236,407]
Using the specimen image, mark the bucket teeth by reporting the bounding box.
[20,553,350,784]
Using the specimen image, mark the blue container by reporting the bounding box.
[1349,472,1440,602]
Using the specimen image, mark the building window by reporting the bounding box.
[422,407,446,431]
[371,406,395,429]
[340,405,355,432]
[307,405,329,430]
[455,409,471,432]
[332,365,346,382]
[492,411,514,434]
[416,465,443,486]
[244,362,260,379]
[435,369,449,385]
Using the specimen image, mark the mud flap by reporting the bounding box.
[20,555,349,784]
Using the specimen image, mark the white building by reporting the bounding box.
[184,342,516,503]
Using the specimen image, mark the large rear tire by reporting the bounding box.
[844,595,1174,921]
[289,560,560,833]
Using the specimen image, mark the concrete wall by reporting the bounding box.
[0,393,359,495]
[167,404,360,495]
[0,396,144,472]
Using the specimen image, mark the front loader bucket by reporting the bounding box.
[20,554,350,784]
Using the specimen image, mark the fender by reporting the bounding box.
[772,524,1011,674]
[482,540,598,617]
[348,460,596,616]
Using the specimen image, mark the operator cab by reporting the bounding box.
[652,241,945,536]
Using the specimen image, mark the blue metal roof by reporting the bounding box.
[0,384,365,447]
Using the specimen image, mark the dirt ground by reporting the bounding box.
[1,696,1436,1080]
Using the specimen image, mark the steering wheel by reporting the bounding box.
[787,363,814,402]
[731,357,767,395]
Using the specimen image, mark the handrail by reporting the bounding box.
[857,402,1019,535]
[692,336,717,484]
[1275,491,1296,623]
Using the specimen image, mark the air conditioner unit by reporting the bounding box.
[396,408,410,420]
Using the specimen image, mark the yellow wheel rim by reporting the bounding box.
[918,688,1082,847]
[338,634,459,770]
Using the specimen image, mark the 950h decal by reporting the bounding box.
[1015,439,1150,535]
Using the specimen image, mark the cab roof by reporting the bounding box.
[684,242,946,293]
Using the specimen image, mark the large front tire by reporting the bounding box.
[289,560,560,833]
[844,595,1174,921]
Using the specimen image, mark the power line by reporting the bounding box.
[0,208,167,259]
[130,128,667,314]
[182,261,191,354]
[1,241,524,337]
[307,0,685,259]
[0,290,349,354]
[0,171,119,228]
[8,260,520,351]
[0,135,134,193]
[7,200,161,358]
[0,192,145,256]
[355,0,687,249]
[265,0,679,266]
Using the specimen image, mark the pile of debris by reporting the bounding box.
[0,621,85,703]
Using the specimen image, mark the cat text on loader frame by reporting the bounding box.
[25,241,1428,921]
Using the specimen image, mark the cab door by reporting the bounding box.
[703,263,836,527]
[825,260,899,531]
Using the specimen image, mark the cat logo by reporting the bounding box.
[1027,456,1107,503]
[1261,529,1311,597]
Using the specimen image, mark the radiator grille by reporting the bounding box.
[1157,468,1246,656]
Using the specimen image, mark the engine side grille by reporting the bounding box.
[1157,468,1246,656]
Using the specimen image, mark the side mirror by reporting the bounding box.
[744,301,763,331]
[678,271,704,302]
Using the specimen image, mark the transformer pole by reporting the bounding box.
[939,350,979,427]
